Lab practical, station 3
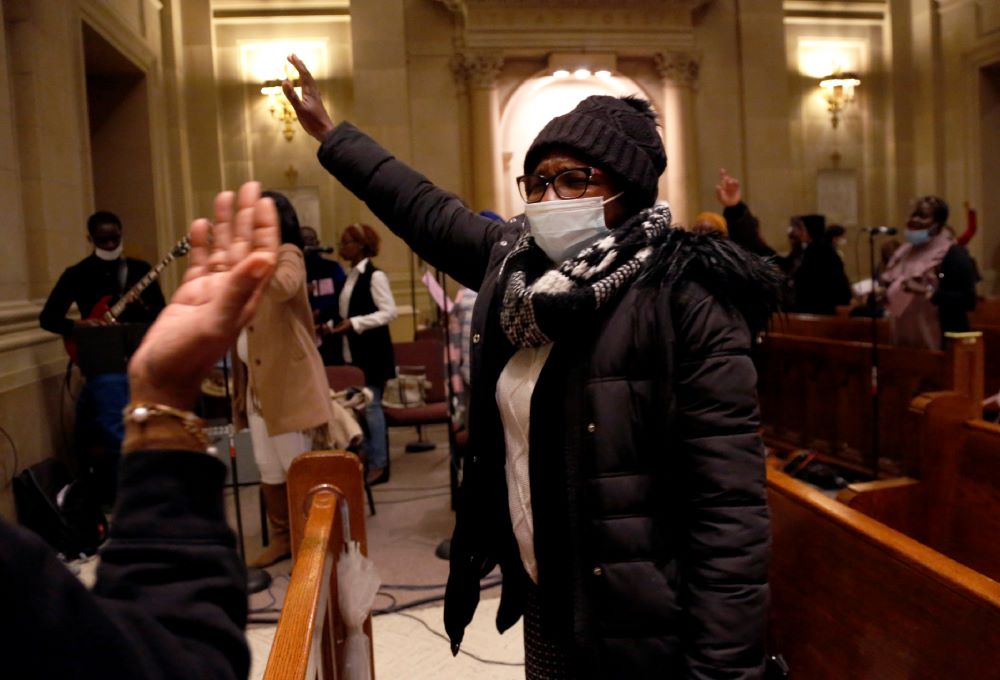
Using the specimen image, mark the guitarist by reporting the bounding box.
[38,211,166,505]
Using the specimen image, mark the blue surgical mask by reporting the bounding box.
[525,193,623,263]
[905,229,931,246]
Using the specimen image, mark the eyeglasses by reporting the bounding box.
[516,167,595,203]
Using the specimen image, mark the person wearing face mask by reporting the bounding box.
[778,214,852,315]
[39,211,167,504]
[284,54,780,679]
[880,196,978,349]
[300,225,347,365]
[39,211,166,338]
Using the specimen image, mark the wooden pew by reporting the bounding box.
[969,296,1000,327]
[968,297,1000,398]
[755,331,984,476]
[264,451,373,680]
[768,467,1000,679]
[771,312,892,344]
[837,391,1000,582]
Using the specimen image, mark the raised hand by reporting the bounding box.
[715,168,742,208]
[283,53,335,143]
[128,182,279,410]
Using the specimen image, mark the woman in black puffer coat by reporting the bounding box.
[284,54,781,680]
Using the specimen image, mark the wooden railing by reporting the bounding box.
[263,451,373,680]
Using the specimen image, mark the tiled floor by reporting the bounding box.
[241,424,525,679]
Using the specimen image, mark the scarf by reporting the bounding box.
[499,204,673,348]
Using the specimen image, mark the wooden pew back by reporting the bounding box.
[264,451,372,680]
[755,332,983,475]
[838,391,1000,581]
[969,297,1000,327]
[768,467,1000,679]
[771,313,892,344]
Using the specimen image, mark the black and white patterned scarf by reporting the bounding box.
[499,204,673,348]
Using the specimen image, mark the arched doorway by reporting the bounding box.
[499,73,656,219]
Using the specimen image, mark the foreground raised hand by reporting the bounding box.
[282,53,335,142]
[128,182,279,410]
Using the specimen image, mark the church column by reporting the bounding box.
[452,52,504,212]
[655,52,701,228]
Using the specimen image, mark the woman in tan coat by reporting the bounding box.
[233,191,359,567]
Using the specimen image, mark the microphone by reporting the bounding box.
[862,226,897,235]
[304,245,334,254]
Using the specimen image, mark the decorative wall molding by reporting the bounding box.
[431,0,467,18]
[654,51,700,88]
[935,0,981,14]
[783,1,887,23]
[450,51,505,88]
[0,301,62,355]
[432,0,700,52]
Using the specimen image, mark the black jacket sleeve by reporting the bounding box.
[39,267,78,337]
[316,122,506,290]
[723,202,775,259]
[671,284,769,680]
[0,450,248,680]
[932,244,979,333]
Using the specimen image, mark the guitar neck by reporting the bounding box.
[105,246,183,321]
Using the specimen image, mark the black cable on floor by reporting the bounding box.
[372,578,501,616]
[370,491,451,505]
[372,484,449,492]
[381,575,501,591]
[390,611,524,668]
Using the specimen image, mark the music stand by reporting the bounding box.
[73,323,150,378]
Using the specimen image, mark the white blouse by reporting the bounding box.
[495,343,553,584]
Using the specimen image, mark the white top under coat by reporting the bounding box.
[496,343,554,584]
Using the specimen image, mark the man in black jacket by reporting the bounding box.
[39,211,168,503]
[3,182,279,679]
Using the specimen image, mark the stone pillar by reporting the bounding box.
[452,51,504,212]
[655,52,701,228]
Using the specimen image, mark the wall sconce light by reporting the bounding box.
[819,70,860,129]
[261,77,301,142]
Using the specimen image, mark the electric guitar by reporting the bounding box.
[64,236,191,363]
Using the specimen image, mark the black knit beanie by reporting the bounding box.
[523,95,667,208]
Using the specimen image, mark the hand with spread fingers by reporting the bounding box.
[128,182,279,411]
[283,53,335,142]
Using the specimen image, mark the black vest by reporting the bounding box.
[345,263,396,386]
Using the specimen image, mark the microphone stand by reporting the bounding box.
[221,355,272,594]
[866,231,881,480]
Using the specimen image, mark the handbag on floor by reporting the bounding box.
[383,365,431,408]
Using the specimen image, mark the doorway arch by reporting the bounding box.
[498,72,656,219]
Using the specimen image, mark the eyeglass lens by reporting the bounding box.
[518,168,593,203]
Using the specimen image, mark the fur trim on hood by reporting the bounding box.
[638,228,784,336]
